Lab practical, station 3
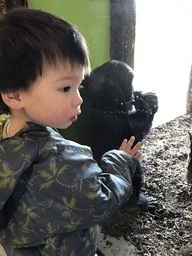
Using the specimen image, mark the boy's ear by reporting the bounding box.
[1,91,22,111]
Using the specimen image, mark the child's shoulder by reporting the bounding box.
[0,121,93,159]
[24,122,92,156]
[0,114,10,140]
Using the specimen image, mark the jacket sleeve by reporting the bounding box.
[99,149,137,205]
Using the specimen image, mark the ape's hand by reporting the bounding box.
[131,91,158,114]
[119,136,142,160]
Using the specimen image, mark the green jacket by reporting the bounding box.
[0,122,137,255]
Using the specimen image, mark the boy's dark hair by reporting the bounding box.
[0,8,90,114]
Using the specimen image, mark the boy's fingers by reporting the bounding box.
[119,137,142,160]
[119,139,127,150]
[132,142,141,153]
[126,136,135,149]
[134,152,142,160]
[131,142,142,155]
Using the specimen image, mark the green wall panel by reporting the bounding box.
[28,0,110,70]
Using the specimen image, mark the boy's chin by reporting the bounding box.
[57,122,73,130]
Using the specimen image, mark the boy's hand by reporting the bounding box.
[119,136,142,160]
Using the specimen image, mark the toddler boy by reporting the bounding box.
[0,8,141,255]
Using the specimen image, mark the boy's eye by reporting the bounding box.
[62,86,70,92]
[78,85,84,90]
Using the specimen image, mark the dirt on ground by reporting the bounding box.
[100,114,192,256]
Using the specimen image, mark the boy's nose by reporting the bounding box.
[72,91,83,108]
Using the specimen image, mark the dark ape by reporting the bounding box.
[61,60,158,211]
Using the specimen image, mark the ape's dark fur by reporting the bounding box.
[61,60,158,211]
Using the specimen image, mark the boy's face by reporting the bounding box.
[19,60,84,129]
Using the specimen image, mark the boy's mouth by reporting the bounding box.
[70,112,81,122]
[70,116,78,122]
